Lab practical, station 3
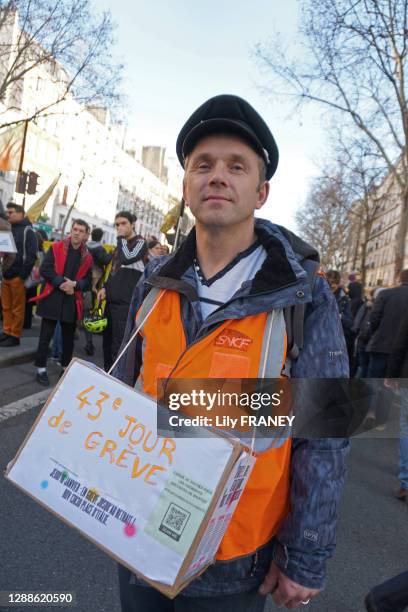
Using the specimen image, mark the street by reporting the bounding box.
[0,400,407,611]
[1,1,408,610]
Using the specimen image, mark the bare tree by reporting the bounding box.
[295,173,351,270]
[323,134,387,284]
[255,0,408,278]
[0,0,123,129]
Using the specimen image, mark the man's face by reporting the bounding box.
[327,278,340,292]
[70,223,88,247]
[6,207,24,224]
[115,217,133,239]
[149,243,163,258]
[183,134,269,229]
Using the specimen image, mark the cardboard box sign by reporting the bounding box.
[0,230,17,253]
[5,359,255,598]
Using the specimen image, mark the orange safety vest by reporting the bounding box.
[135,288,292,561]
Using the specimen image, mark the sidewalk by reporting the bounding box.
[0,317,40,369]
[0,315,104,410]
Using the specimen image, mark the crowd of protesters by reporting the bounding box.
[325,268,408,381]
[0,195,407,611]
[0,204,169,385]
[325,268,408,510]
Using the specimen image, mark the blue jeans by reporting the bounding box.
[356,350,369,378]
[399,389,408,489]
[367,352,388,378]
[368,570,408,611]
[366,353,391,426]
[118,540,274,611]
[117,577,267,612]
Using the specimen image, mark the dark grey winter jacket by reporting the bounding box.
[114,219,350,592]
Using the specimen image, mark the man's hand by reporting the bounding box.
[59,279,76,295]
[61,284,74,295]
[384,378,399,390]
[259,561,321,609]
[59,280,70,292]
[97,287,106,302]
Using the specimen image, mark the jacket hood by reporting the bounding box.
[268,221,319,263]
[154,218,319,295]
[87,240,102,248]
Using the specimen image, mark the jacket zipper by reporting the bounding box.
[250,551,259,576]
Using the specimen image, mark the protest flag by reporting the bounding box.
[0,123,26,172]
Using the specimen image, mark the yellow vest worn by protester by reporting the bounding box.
[134,288,292,561]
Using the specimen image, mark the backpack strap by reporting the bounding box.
[23,226,28,262]
[135,286,162,329]
[284,259,320,360]
[22,225,38,263]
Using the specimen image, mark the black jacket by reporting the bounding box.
[367,283,408,354]
[387,310,408,377]
[333,287,354,338]
[87,240,112,270]
[3,218,37,280]
[347,281,363,301]
[352,301,372,351]
[106,235,147,306]
[347,281,364,316]
[37,243,91,323]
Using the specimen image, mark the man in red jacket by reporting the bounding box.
[33,219,93,386]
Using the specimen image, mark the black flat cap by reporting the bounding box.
[176,94,279,180]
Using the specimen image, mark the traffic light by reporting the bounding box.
[166,232,175,246]
[27,171,39,195]
[16,171,28,194]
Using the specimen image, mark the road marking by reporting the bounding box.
[0,389,52,422]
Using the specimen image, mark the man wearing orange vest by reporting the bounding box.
[114,95,350,611]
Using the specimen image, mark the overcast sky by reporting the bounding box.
[96,0,327,231]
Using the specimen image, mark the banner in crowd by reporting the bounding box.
[0,230,17,253]
[0,123,25,172]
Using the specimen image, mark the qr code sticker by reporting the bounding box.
[159,502,191,541]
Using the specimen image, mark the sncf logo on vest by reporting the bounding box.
[214,329,253,352]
